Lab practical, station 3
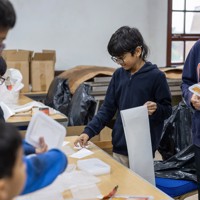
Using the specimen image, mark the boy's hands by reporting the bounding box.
[74,133,89,147]
[35,137,48,154]
[191,94,200,110]
[144,101,157,115]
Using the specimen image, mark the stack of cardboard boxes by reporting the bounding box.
[2,49,56,93]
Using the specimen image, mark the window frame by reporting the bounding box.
[167,0,200,66]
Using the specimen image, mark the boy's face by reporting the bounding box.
[4,147,26,200]
[112,46,143,72]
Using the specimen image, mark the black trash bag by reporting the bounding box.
[45,77,72,116]
[68,83,96,126]
[158,101,194,160]
[155,144,197,182]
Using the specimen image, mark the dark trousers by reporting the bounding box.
[194,145,200,200]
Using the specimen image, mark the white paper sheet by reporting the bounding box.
[1,100,61,120]
[0,101,15,120]
[121,105,155,185]
[70,148,94,159]
[11,101,45,113]
[25,112,66,150]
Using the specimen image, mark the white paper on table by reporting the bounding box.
[0,101,15,120]
[10,101,61,115]
[11,101,44,113]
[70,148,94,159]
[120,105,155,185]
[62,141,69,146]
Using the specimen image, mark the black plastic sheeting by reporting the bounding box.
[67,83,96,126]
[68,84,96,126]
[155,145,197,182]
[158,101,194,160]
[155,101,197,182]
[45,77,72,116]
[45,78,97,126]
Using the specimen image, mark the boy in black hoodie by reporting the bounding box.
[75,26,172,167]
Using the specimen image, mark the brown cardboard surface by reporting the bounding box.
[159,66,183,79]
[1,49,17,60]
[3,50,32,61]
[99,126,112,141]
[3,50,32,93]
[31,52,55,92]
[42,50,56,62]
[6,61,29,92]
[66,125,100,142]
[66,125,112,142]
[59,65,116,94]
[33,53,55,61]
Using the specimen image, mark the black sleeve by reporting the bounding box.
[0,106,5,122]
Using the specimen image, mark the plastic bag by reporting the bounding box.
[0,68,24,105]
[158,101,193,160]
[155,144,197,182]
[68,83,96,126]
[45,77,71,116]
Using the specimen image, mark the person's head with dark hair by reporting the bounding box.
[0,56,7,76]
[107,26,149,73]
[0,0,16,29]
[0,122,26,200]
[0,0,16,54]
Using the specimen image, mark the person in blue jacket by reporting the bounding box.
[0,121,67,200]
[75,26,172,167]
[0,0,68,195]
[181,39,200,199]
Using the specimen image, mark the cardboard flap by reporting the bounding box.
[43,50,56,62]
[3,50,32,61]
[33,52,56,61]
[18,49,33,58]
[159,66,183,79]
[2,50,17,60]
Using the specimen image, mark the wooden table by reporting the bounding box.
[22,91,47,103]
[6,94,68,127]
[63,136,172,200]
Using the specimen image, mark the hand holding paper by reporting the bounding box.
[35,137,48,154]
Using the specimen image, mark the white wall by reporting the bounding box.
[7,0,167,70]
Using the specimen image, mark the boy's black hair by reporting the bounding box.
[107,26,149,61]
[0,56,7,76]
[0,122,22,178]
[0,0,16,29]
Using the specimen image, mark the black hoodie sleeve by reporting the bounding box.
[0,106,5,122]
[84,74,118,138]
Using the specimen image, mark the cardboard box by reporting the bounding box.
[31,51,55,92]
[1,49,17,59]
[67,125,100,142]
[67,125,112,141]
[42,49,56,62]
[2,50,32,93]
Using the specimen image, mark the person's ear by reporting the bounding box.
[135,46,142,57]
[0,179,9,200]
